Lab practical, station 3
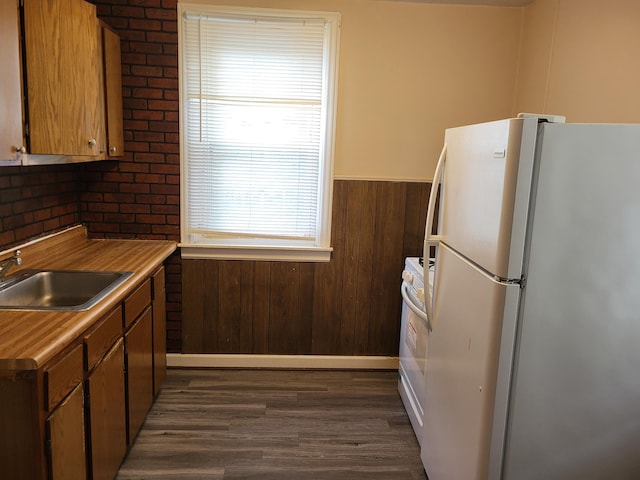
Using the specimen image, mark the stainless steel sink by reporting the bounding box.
[0,269,134,311]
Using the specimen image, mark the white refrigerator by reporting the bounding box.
[420,115,640,480]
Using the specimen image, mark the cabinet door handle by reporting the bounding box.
[14,146,26,154]
[88,138,97,147]
[110,146,117,154]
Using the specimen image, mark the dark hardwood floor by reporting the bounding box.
[117,368,428,480]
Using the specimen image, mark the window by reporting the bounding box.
[178,4,341,262]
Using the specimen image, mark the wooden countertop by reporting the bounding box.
[0,226,177,371]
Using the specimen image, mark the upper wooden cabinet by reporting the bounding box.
[102,25,125,157]
[0,0,124,164]
[23,0,104,156]
[0,0,24,161]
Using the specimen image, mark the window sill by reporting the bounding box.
[179,243,332,262]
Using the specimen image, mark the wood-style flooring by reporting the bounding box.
[116,368,428,480]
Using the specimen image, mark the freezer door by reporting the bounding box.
[440,118,537,279]
[421,243,519,480]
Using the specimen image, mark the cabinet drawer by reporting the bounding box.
[124,278,151,329]
[84,305,123,372]
[152,266,165,298]
[45,344,83,412]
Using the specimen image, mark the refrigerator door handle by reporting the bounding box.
[401,280,432,330]
[423,143,447,325]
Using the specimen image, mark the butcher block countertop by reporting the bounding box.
[0,226,177,371]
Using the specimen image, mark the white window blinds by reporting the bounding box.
[179,5,340,260]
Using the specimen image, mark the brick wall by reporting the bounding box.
[0,165,80,249]
[86,0,182,351]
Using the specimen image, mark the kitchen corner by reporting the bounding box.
[0,224,176,480]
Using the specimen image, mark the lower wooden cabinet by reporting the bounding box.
[46,384,87,480]
[86,339,127,480]
[0,265,169,479]
[125,307,154,444]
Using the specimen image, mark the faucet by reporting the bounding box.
[0,250,22,282]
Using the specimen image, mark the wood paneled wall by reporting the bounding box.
[182,179,431,356]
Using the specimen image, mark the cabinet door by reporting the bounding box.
[102,26,124,157]
[0,0,24,161]
[125,307,154,444]
[46,384,87,480]
[152,266,167,395]
[23,0,104,155]
[87,338,127,480]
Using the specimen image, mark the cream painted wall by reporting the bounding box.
[183,0,523,181]
[333,1,522,181]
[515,0,640,123]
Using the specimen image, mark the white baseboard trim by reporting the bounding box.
[166,354,399,370]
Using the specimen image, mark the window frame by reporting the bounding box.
[177,3,341,262]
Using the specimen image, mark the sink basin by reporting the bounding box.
[0,269,134,311]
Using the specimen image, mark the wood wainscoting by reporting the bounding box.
[182,179,431,356]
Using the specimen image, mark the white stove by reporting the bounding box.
[399,257,434,444]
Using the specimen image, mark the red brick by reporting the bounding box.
[150,184,179,195]
[134,131,165,142]
[150,142,179,154]
[120,204,151,214]
[162,67,178,78]
[147,77,177,89]
[136,194,167,204]
[136,214,166,224]
[121,223,152,234]
[148,120,178,133]
[119,183,150,194]
[146,54,176,67]
[151,204,179,215]
[129,42,163,54]
[135,173,165,184]
[150,164,179,175]
[122,75,147,87]
[132,87,164,99]
[125,141,150,152]
[104,213,136,224]
[133,109,164,121]
[103,172,135,183]
[163,43,177,55]
[111,5,145,18]
[129,18,161,31]
[161,20,177,33]
[163,111,179,122]
[122,52,147,65]
[119,29,146,42]
[130,0,162,7]
[131,65,163,77]
[134,153,165,163]
[152,224,179,235]
[123,119,149,131]
[88,203,119,213]
[104,193,136,203]
[148,99,177,111]
[82,212,105,223]
[144,7,176,20]
[145,31,177,43]
[123,97,148,110]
